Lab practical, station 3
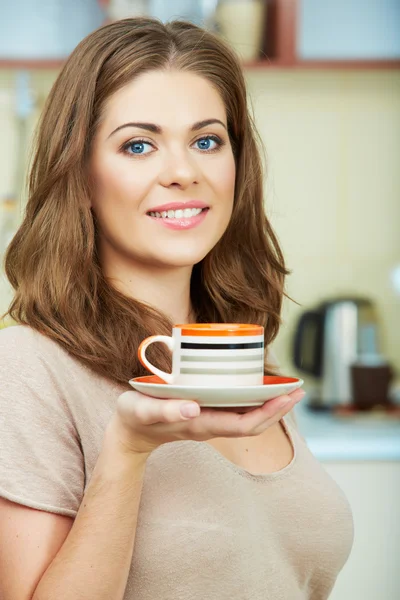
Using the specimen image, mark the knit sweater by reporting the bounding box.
[0,326,354,599]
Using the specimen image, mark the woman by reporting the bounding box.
[0,18,353,600]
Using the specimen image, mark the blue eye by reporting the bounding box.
[194,136,221,151]
[121,134,224,158]
[124,140,153,155]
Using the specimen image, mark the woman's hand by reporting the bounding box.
[106,388,305,457]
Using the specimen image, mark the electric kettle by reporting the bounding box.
[292,297,382,410]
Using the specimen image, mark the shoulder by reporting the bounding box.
[0,324,55,352]
[0,326,88,436]
[0,325,123,400]
[0,324,85,364]
[0,326,63,395]
[0,327,86,516]
[0,325,70,374]
[0,325,87,393]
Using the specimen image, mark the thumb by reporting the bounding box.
[141,397,201,424]
[118,391,200,425]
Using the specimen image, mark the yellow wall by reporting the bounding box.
[247,69,400,378]
[1,68,399,378]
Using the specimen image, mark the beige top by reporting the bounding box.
[0,325,354,599]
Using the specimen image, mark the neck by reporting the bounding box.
[103,257,195,325]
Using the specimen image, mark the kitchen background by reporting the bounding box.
[0,1,399,598]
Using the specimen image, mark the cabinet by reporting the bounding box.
[0,0,104,69]
[255,0,400,69]
[0,0,399,70]
[323,461,400,600]
[298,0,400,61]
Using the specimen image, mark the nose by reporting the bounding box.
[158,150,199,189]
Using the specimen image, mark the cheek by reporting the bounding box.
[90,177,133,241]
[91,157,146,216]
[98,156,134,197]
[218,155,236,204]
[206,153,236,199]
[222,152,236,184]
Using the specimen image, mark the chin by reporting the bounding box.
[157,255,207,269]
[149,239,218,267]
[151,248,211,268]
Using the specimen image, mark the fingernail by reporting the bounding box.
[180,403,200,418]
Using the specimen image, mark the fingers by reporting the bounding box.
[248,388,305,435]
[117,391,200,426]
[191,388,305,438]
[117,387,305,439]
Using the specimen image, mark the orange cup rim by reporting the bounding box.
[174,323,264,337]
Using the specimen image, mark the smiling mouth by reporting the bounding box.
[147,207,209,219]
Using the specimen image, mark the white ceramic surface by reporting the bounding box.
[129,375,304,407]
[138,324,265,386]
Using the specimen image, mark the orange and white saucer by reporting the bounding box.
[129,375,304,408]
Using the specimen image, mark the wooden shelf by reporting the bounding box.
[243,59,400,70]
[295,59,400,70]
[1,0,399,72]
[0,59,66,70]
[253,0,400,71]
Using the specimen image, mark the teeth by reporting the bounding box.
[148,207,204,219]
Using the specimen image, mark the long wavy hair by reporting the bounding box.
[4,17,291,385]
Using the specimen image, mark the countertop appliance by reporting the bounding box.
[292,297,382,410]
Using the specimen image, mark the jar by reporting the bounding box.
[215,0,266,62]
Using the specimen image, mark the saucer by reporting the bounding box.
[129,375,304,407]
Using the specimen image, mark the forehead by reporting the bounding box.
[101,70,227,131]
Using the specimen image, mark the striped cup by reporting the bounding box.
[138,323,264,386]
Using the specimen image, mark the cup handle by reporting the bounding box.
[138,335,175,384]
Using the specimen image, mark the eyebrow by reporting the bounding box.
[107,118,227,139]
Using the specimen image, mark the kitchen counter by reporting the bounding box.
[293,395,400,461]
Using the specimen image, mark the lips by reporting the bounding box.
[147,207,209,230]
[146,200,209,213]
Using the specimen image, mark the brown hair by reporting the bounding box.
[4,17,291,385]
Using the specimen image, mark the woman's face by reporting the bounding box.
[89,69,236,273]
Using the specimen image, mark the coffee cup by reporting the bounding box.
[138,323,264,386]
